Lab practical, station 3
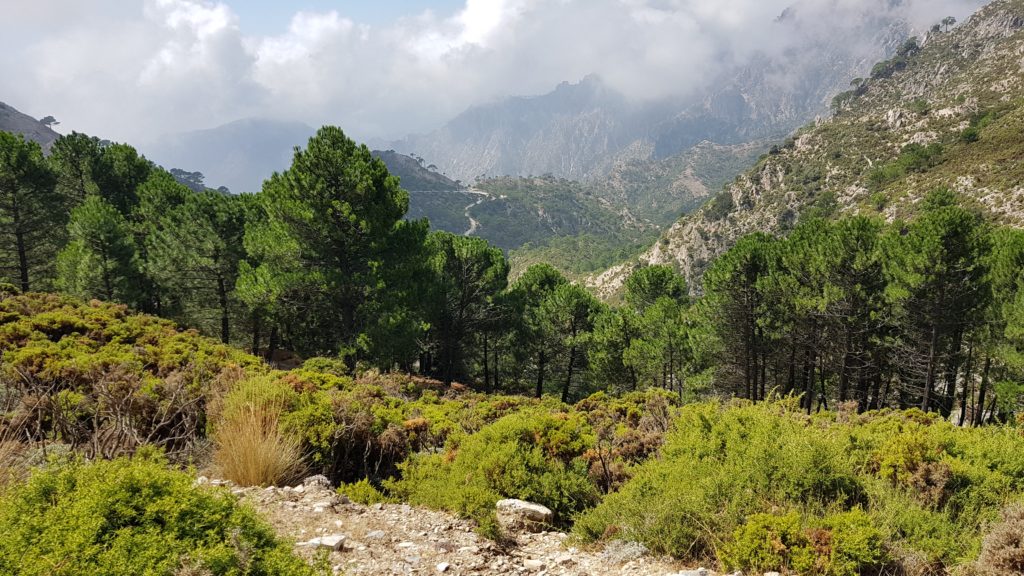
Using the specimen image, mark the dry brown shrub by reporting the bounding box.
[0,439,27,494]
[973,504,1024,575]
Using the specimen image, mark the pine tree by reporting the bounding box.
[241,126,409,358]
[57,196,142,304]
[423,231,508,385]
[49,132,103,207]
[147,191,246,343]
[508,264,569,397]
[704,233,777,401]
[883,189,990,414]
[0,131,60,291]
[538,283,603,402]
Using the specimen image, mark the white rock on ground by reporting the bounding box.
[300,534,346,551]
[495,499,554,532]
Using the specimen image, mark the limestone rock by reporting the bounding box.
[495,499,553,532]
[300,534,346,551]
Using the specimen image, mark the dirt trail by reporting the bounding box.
[462,189,490,236]
[235,481,699,576]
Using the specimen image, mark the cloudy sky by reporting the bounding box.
[0,0,986,145]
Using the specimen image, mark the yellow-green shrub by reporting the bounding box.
[338,478,392,505]
[573,401,1024,574]
[0,292,262,458]
[387,409,599,537]
[0,454,316,576]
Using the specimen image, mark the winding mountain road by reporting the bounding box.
[462,189,491,236]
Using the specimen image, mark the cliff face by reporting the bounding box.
[590,0,1024,298]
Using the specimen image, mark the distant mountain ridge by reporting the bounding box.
[0,101,60,151]
[392,1,918,185]
[371,150,463,192]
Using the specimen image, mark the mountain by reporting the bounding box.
[589,0,1024,297]
[0,101,60,151]
[393,75,636,183]
[393,1,917,186]
[371,150,463,192]
[144,118,316,193]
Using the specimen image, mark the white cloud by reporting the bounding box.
[0,0,989,144]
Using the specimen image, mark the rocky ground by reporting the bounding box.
[219,477,717,576]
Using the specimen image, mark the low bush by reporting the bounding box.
[573,401,1024,574]
[338,478,392,505]
[387,409,600,537]
[0,292,262,459]
[0,454,317,576]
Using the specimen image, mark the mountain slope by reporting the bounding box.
[371,150,463,192]
[0,101,60,151]
[394,1,919,186]
[590,0,1024,297]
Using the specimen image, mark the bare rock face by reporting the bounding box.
[496,499,554,533]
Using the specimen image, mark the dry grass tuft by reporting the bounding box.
[212,377,305,487]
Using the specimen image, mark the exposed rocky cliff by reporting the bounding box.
[589,0,1024,298]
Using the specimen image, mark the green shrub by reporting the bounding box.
[0,292,262,458]
[573,402,1024,574]
[721,511,811,573]
[387,410,599,537]
[338,478,392,505]
[962,126,981,143]
[705,191,735,221]
[822,509,889,576]
[0,455,316,576]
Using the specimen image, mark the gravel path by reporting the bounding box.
[233,481,701,576]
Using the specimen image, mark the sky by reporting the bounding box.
[0,0,988,145]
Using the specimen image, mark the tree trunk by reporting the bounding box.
[818,353,829,412]
[957,342,974,427]
[535,350,546,399]
[744,321,754,400]
[562,345,576,403]
[251,312,261,355]
[14,222,29,292]
[802,346,816,414]
[492,344,500,392]
[922,322,940,412]
[759,327,768,401]
[974,356,991,427]
[217,276,230,344]
[786,344,796,396]
[839,333,852,403]
[940,329,964,418]
[482,334,490,393]
[268,325,280,361]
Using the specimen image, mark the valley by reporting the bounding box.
[1,1,1024,576]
